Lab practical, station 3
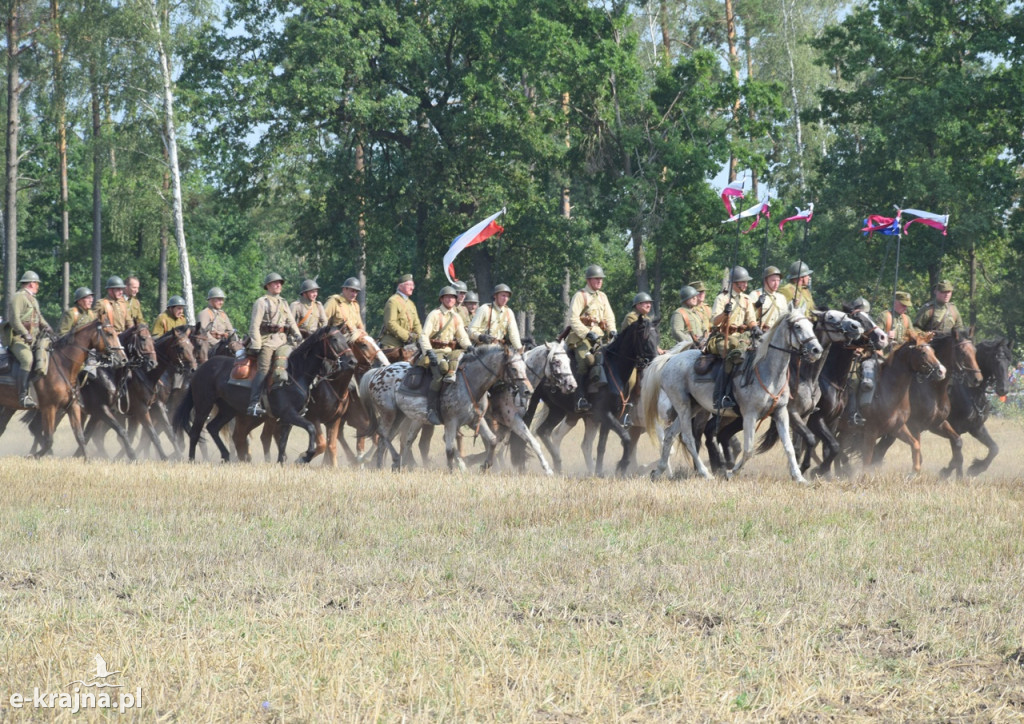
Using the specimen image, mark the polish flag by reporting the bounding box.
[443,208,505,283]
[902,208,949,235]
[778,204,814,232]
[721,181,745,216]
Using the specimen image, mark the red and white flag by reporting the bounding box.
[722,198,770,233]
[778,204,813,232]
[901,208,949,235]
[720,181,745,216]
[443,208,505,283]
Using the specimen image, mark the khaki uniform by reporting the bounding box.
[291,298,327,337]
[780,283,815,312]
[420,306,472,377]
[126,296,146,327]
[152,312,188,337]
[8,288,52,374]
[378,293,422,350]
[670,306,707,345]
[567,287,616,370]
[880,310,915,353]
[709,290,756,359]
[749,289,788,329]
[915,301,963,334]
[248,293,302,381]
[96,297,131,333]
[456,305,472,328]
[324,294,364,332]
[58,306,97,335]
[469,303,522,349]
[197,306,235,340]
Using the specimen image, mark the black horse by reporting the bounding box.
[173,326,356,463]
[514,316,660,476]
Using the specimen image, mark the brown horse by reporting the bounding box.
[860,331,945,473]
[0,320,127,457]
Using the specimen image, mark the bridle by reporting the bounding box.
[911,344,944,382]
[950,338,982,384]
[772,314,820,361]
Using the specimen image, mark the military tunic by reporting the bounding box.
[197,306,235,340]
[152,312,188,337]
[780,283,815,312]
[324,294,364,332]
[456,305,472,328]
[248,293,302,379]
[469,303,522,349]
[879,310,915,355]
[290,298,327,337]
[670,306,707,345]
[710,290,756,358]
[9,288,52,372]
[127,296,146,327]
[378,293,422,350]
[96,297,131,333]
[58,306,96,335]
[420,306,472,376]
[749,288,788,329]
[567,287,616,371]
[915,301,963,334]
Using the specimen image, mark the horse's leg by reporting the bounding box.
[34,405,60,458]
[536,408,568,473]
[205,407,236,463]
[260,420,275,463]
[726,411,758,480]
[595,417,611,478]
[873,433,897,463]
[967,424,999,476]
[678,403,713,479]
[64,404,90,459]
[809,416,839,478]
[892,423,923,473]
[774,406,808,484]
[418,424,434,466]
[507,413,553,475]
[322,419,341,467]
[651,416,681,479]
[933,420,964,478]
[138,410,169,461]
[400,418,422,471]
[94,404,138,461]
[580,418,600,475]
[473,416,500,472]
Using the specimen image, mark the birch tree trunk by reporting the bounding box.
[725,0,740,183]
[4,1,23,317]
[90,64,102,296]
[52,0,70,309]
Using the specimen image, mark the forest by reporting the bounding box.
[1,0,1022,344]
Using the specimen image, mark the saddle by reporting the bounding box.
[0,350,11,376]
[694,354,720,377]
[230,355,256,381]
[399,366,432,396]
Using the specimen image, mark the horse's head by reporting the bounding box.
[950,331,983,387]
[784,310,823,362]
[321,326,357,374]
[95,322,128,368]
[344,325,390,368]
[124,324,158,372]
[847,308,888,350]
[159,326,197,372]
[817,309,864,345]
[504,347,533,396]
[608,316,660,370]
[545,341,577,394]
[981,338,1013,396]
[906,331,946,382]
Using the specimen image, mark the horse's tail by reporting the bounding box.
[756,419,779,454]
[641,353,670,443]
[171,390,194,435]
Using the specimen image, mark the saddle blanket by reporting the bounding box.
[399,366,431,396]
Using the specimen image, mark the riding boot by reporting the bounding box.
[427,384,443,426]
[247,372,268,417]
[715,359,737,410]
[16,367,35,409]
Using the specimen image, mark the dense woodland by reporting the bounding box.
[1,0,1022,344]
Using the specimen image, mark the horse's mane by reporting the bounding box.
[750,309,803,367]
[53,319,102,349]
[292,324,336,354]
[605,315,653,356]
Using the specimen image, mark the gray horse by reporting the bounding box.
[359,344,530,471]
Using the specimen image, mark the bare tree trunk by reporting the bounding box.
[659,0,672,65]
[561,91,572,328]
[968,239,977,329]
[780,0,805,192]
[152,0,194,324]
[725,0,740,183]
[51,0,70,309]
[159,161,169,310]
[745,33,758,200]
[91,64,102,296]
[4,2,22,317]
[561,268,572,326]
[355,140,367,322]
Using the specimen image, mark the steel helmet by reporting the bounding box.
[464,291,479,304]
[207,287,226,300]
[679,285,699,303]
[850,296,870,313]
[788,261,813,279]
[584,264,606,279]
[729,266,753,283]
[632,292,653,306]
[763,265,782,279]
[341,277,362,291]
[299,279,320,295]
[438,286,458,299]
[262,272,284,288]
[167,295,186,308]
[73,286,93,302]
[106,275,126,289]
[19,270,41,284]
[492,283,512,296]
[452,280,468,293]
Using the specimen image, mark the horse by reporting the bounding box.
[858,331,945,473]
[359,344,530,471]
[0,320,127,457]
[944,337,1012,475]
[642,309,822,483]
[173,326,356,463]
[872,331,982,477]
[517,316,661,476]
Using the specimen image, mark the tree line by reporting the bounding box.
[2,0,1022,346]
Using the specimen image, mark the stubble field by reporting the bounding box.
[1,417,1023,721]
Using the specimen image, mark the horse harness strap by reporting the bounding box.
[754,364,790,430]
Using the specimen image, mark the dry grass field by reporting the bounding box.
[1,416,1023,721]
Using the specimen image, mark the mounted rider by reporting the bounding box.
[620,292,653,331]
[566,264,616,411]
[780,261,816,312]
[420,286,473,425]
[689,280,713,331]
[195,287,236,363]
[324,277,365,333]
[152,295,188,336]
[96,276,132,333]
[6,271,53,408]
[915,279,964,334]
[246,272,302,417]
[671,285,708,348]
[58,287,96,335]
[848,294,914,426]
[125,275,146,327]
[378,273,422,358]
[452,281,471,327]
[291,279,328,339]
[750,265,787,330]
[709,266,757,410]
[469,283,522,351]
[461,291,479,326]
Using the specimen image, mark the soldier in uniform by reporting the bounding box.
[567,264,616,411]
[96,276,131,332]
[420,286,473,425]
[689,280,713,331]
[324,277,365,333]
[58,287,96,335]
[452,281,471,326]
[620,292,653,330]
[915,279,964,333]
[780,261,815,311]
[462,291,479,323]
[750,265,787,330]
[671,285,708,347]
[125,275,146,326]
[291,279,328,339]
[850,292,915,425]
[709,266,757,409]
[378,274,422,356]
[470,283,523,350]
[196,287,236,363]
[152,295,189,336]
[246,272,302,417]
[7,271,53,408]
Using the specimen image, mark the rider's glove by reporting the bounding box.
[585,331,599,344]
[478,333,495,344]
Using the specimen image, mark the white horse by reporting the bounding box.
[642,309,822,483]
[359,344,530,471]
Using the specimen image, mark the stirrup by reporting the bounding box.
[718,395,736,410]
[20,394,36,410]
[575,396,592,412]
[851,412,866,427]
[247,403,265,417]
[442,374,457,385]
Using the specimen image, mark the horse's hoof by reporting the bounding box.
[724,469,735,480]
